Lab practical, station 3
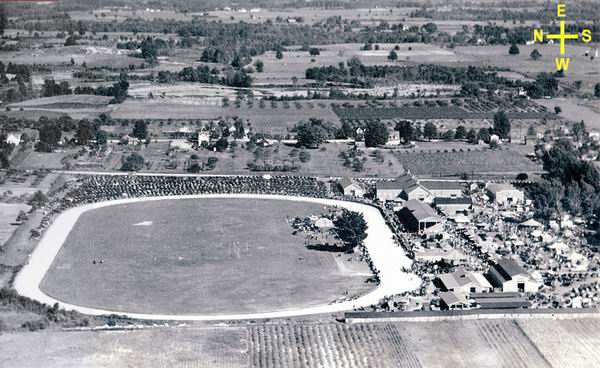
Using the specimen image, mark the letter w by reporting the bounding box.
[555,57,570,71]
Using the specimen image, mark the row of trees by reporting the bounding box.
[305,59,511,89]
[157,66,252,88]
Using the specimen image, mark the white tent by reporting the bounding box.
[520,219,542,228]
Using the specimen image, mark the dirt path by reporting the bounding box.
[13,194,420,321]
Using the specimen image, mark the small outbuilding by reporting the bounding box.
[339,178,366,198]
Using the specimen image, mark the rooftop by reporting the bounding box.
[434,197,473,206]
[420,181,463,191]
[403,199,441,222]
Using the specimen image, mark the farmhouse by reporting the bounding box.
[377,174,432,202]
[438,268,492,294]
[487,258,541,293]
[420,181,463,198]
[338,178,366,198]
[439,291,471,310]
[434,197,473,215]
[5,133,21,146]
[486,183,524,205]
[397,199,442,234]
[198,132,210,144]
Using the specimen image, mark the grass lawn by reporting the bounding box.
[40,198,373,315]
[16,152,66,171]
[0,203,30,246]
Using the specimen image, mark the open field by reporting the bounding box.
[536,98,600,130]
[40,198,373,315]
[16,152,66,171]
[9,95,112,109]
[111,100,339,134]
[256,43,459,84]
[0,46,145,68]
[394,148,541,177]
[0,203,30,246]
[0,327,249,368]
[2,318,599,367]
[452,44,600,87]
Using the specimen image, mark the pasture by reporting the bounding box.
[40,198,373,315]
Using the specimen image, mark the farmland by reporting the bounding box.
[394,148,541,177]
[2,318,599,367]
[41,197,373,315]
[112,99,339,134]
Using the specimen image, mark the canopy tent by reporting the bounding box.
[520,219,542,228]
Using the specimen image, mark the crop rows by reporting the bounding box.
[517,319,600,368]
[473,320,550,368]
[394,149,540,176]
[249,323,421,368]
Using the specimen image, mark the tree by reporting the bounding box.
[595,83,600,98]
[477,127,491,143]
[364,120,389,147]
[455,125,467,140]
[530,49,541,60]
[254,59,264,72]
[121,153,144,171]
[395,120,414,142]
[298,151,311,163]
[466,128,478,143]
[493,111,511,139]
[96,130,108,146]
[572,121,587,141]
[296,119,331,148]
[309,47,320,56]
[215,137,229,152]
[334,209,368,252]
[64,36,77,46]
[422,22,438,33]
[554,106,562,114]
[29,190,47,209]
[132,120,148,139]
[423,122,438,141]
[37,120,62,151]
[509,43,520,55]
[276,50,283,59]
[0,5,7,36]
[75,119,96,145]
[387,50,398,61]
[442,130,455,141]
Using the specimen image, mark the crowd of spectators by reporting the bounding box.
[30,174,329,239]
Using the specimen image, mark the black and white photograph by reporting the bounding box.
[0,0,599,367]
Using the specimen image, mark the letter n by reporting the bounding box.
[555,57,570,72]
[533,29,544,43]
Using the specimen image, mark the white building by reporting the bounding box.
[5,133,21,146]
[198,132,210,144]
[486,183,524,205]
[339,178,366,198]
[487,258,540,293]
[438,268,493,294]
